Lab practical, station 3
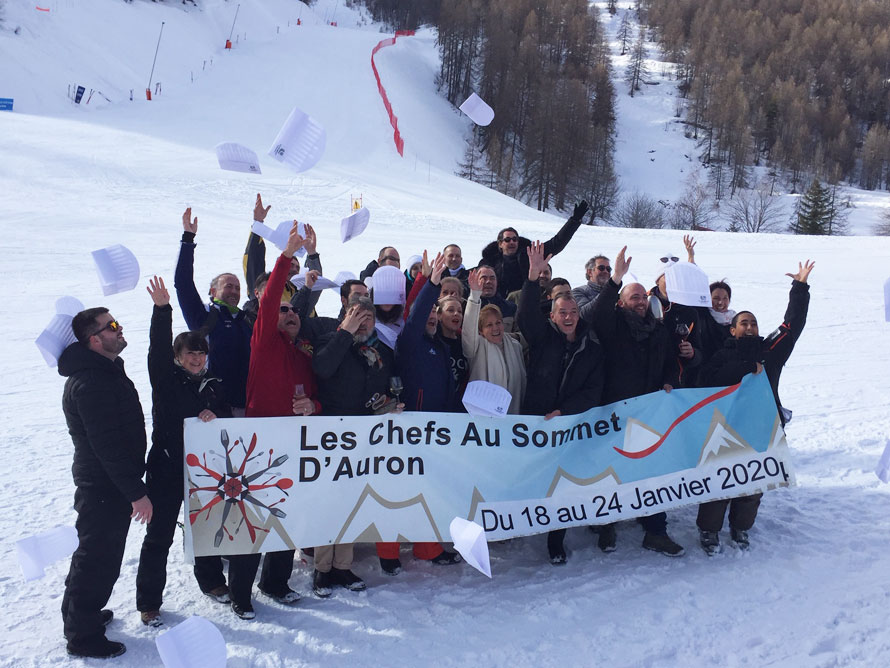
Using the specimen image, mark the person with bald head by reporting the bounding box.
[585,246,684,558]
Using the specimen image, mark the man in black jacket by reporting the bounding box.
[696,261,814,555]
[585,246,685,557]
[58,308,152,659]
[519,242,604,565]
[478,201,588,298]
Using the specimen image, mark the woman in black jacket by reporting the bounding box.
[135,277,232,626]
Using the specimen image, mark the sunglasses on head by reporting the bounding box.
[279,305,299,314]
[500,236,519,243]
[596,265,611,272]
[91,319,120,337]
[660,255,679,263]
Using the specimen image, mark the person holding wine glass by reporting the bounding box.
[311,294,404,596]
[226,221,321,620]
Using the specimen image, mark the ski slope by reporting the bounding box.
[1,1,890,666]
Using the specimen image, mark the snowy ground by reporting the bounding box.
[2,1,890,666]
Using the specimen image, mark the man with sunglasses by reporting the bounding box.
[58,309,152,658]
[573,254,611,320]
[478,200,589,298]
[226,222,321,619]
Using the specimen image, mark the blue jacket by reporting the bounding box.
[174,236,252,408]
[395,280,456,412]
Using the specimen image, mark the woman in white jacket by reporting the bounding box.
[462,268,526,413]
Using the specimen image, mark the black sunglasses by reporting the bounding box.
[501,236,519,243]
[91,319,120,337]
[279,305,299,314]
[660,256,679,263]
[596,265,611,272]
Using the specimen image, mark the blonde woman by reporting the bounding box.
[462,268,526,413]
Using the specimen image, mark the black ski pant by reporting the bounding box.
[227,550,295,607]
[61,487,131,645]
[135,460,225,612]
[696,493,762,532]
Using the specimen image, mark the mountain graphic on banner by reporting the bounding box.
[335,484,443,543]
[465,487,486,523]
[620,418,663,456]
[545,466,622,497]
[697,408,756,465]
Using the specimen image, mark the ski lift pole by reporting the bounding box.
[226,4,240,47]
[146,21,165,100]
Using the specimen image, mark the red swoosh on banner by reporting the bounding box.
[614,382,742,459]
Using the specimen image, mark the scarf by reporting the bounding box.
[212,298,239,315]
[709,308,736,326]
[358,333,383,369]
[621,309,659,342]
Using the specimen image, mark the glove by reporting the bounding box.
[572,200,589,221]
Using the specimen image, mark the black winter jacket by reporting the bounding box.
[699,280,810,419]
[147,305,231,473]
[312,329,395,416]
[586,278,680,404]
[518,280,604,415]
[58,343,147,502]
[478,213,584,297]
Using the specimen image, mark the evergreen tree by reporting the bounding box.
[791,179,830,235]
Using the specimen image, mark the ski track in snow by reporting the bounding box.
[1,0,890,666]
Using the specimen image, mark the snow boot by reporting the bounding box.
[699,530,722,556]
[642,532,685,557]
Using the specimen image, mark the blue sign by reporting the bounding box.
[0,98,13,111]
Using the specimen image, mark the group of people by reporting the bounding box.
[57,194,813,658]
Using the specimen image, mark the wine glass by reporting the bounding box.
[675,323,690,341]
[389,376,404,403]
[294,384,305,398]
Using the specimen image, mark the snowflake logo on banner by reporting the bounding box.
[187,429,293,547]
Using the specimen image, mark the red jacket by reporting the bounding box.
[245,253,320,418]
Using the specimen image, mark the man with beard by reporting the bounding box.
[58,308,152,658]
[585,246,685,557]
[175,208,252,413]
[519,242,604,565]
[696,260,814,555]
[572,254,611,319]
[310,296,402,596]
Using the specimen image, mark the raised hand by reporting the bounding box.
[467,268,482,293]
[612,246,631,283]
[572,200,590,221]
[303,223,317,255]
[340,305,371,334]
[182,207,197,235]
[683,234,696,263]
[305,269,320,289]
[429,252,447,285]
[526,240,553,280]
[421,250,432,277]
[786,259,815,284]
[254,193,271,222]
[146,275,170,306]
[284,220,304,259]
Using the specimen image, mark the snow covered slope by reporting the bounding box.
[1,1,890,666]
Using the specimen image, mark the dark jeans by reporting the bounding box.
[638,511,668,535]
[61,487,131,645]
[135,460,225,611]
[697,494,762,532]
[227,550,295,607]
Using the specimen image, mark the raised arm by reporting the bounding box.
[517,241,553,346]
[146,276,175,388]
[541,200,587,259]
[173,207,209,331]
[462,268,484,360]
[243,193,272,297]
